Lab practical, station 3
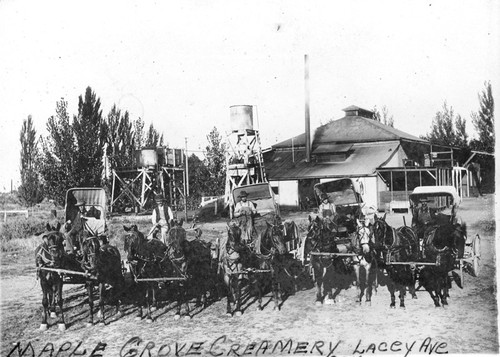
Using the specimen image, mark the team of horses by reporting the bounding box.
[35,216,300,330]
[35,210,466,331]
[304,212,466,309]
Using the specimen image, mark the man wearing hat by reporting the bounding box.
[412,198,435,238]
[318,193,336,220]
[234,190,256,242]
[152,193,174,244]
[65,199,87,255]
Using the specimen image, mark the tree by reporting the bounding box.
[423,102,468,147]
[372,105,394,127]
[470,81,494,153]
[144,123,164,147]
[72,86,107,186]
[133,117,145,149]
[18,115,44,206]
[186,154,211,209]
[39,98,78,205]
[105,105,136,170]
[204,127,226,196]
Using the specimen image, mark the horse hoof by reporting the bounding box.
[390,305,396,309]
[58,323,66,332]
[151,307,157,312]
[315,301,323,306]
[412,295,418,299]
[116,311,124,318]
[85,322,93,327]
[365,301,371,306]
[273,306,280,311]
[146,318,153,324]
[226,312,232,317]
[98,322,106,327]
[324,298,335,305]
[184,315,192,320]
[400,305,406,309]
[39,324,48,331]
[134,316,142,321]
[174,314,181,320]
[50,312,57,319]
[234,311,242,317]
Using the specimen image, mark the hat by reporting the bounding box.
[155,194,165,202]
[75,200,86,207]
[320,193,329,201]
[238,191,248,198]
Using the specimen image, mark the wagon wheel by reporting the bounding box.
[472,234,481,277]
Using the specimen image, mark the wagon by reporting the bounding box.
[65,187,107,236]
[231,182,301,262]
[408,185,481,280]
[57,187,109,283]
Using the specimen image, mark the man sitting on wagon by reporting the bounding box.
[318,193,337,221]
[234,190,257,243]
[412,198,436,238]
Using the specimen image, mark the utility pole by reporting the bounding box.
[184,138,189,222]
[185,137,189,195]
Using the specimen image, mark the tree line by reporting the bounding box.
[18,86,227,208]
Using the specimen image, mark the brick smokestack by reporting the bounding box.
[304,54,311,162]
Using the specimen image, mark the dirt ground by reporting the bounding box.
[1,195,497,356]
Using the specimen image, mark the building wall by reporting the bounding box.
[384,145,408,167]
[270,180,299,208]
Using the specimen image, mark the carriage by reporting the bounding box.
[65,187,107,236]
[408,185,481,280]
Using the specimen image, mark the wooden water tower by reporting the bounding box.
[110,147,186,214]
[224,105,267,210]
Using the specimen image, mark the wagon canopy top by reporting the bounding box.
[409,186,461,207]
[65,188,107,235]
[313,178,363,207]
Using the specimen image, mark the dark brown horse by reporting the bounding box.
[372,214,419,308]
[35,223,67,331]
[79,233,125,325]
[420,222,466,307]
[218,221,252,316]
[304,215,345,305]
[252,220,288,311]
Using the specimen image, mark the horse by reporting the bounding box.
[251,220,288,311]
[420,222,466,307]
[349,218,378,305]
[372,214,419,308]
[123,225,169,322]
[164,220,191,319]
[79,233,125,325]
[218,221,252,316]
[35,223,67,331]
[304,215,346,305]
[184,230,221,309]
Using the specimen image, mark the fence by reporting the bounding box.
[1,210,29,222]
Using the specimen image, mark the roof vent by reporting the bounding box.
[342,105,374,119]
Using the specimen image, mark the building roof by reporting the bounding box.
[264,141,401,180]
[272,112,427,149]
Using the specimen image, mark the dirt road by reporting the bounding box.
[1,195,497,356]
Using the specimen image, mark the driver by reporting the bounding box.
[318,193,336,220]
[234,190,256,243]
[412,198,435,237]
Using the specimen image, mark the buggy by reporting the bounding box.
[65,187,107,236]
[409,185,481,280]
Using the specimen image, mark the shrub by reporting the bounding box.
[0,216,54,242]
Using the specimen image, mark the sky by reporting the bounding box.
[0,0,498,192]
